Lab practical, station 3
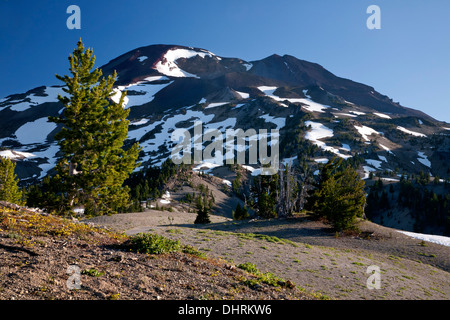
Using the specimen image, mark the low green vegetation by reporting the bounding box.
[129,233,181,254]
[81,268,104,277]
[236,262,294,288]
[127,232,204,257]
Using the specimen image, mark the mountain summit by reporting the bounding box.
[101,44,433,119]
[0,44,449,182]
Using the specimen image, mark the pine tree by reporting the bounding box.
[25,176,66,213]
[305,156,366,231]
[233,202,249,220]
[194,194,211,224]
[305,157,343,219]
[49,40,141,215]
[250,173,278,219]
[0,157,23,205]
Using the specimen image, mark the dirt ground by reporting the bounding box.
[0,205,310,301]
[88,210,450,300]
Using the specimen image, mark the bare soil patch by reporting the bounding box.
[89,211,450,300]
[0,204,311,301]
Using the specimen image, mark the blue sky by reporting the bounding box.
[1,0,449,123]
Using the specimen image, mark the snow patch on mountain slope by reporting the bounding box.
[127,119,164,141]
[116,81,173,108]
[193,161,221,174]
[340,144,351,152]
[333,113,357,118]
[130,119,150,126]
[397,230,450,247]
[305,121,334,147]
[205,102,229,109]
[354,125,382,141]
[222,179,232,187]
[397,126,427,137]
[204,117,237,131]
[302,90,311,99]
[373,112,391,119]
[110,88,130,107]
[257,86,329,112]
[362,165,376,179]
[3,80,171,113]
[8,101,34,112]
[243,63,253,71]
[136,109,216,163]
[32,144,60,179]
[235,91,250,99]
[304,121,352,159]
[257,86,278,97]
[379,144,394,154]
[4,86,68,112]
[314,158,329,164]
[417,151,431,168]
[154,48,215,78]
[233,103,246,109]
[0,150,36,160]
[298,99,329,113]
[366,159,382,169]
[259,114,286,129]
[160,191,171,204]
[349,110,366,116]
[15,117,57,145]
[143,76,170,82]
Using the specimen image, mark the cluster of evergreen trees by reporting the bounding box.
[229,156,366,231]
[123,160,182,212]
[366,176,450,235]
[304,157,366,231]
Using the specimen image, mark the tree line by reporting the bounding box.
[366,176,450,235]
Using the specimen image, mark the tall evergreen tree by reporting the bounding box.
[0,157,23,205]
[49,40,141,215]
[304,156,343,218]
[305,156,366,231]
[250,173,278,219]
[194,194,211,224]
[233,202,249,220]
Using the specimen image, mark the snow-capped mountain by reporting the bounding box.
[0,44,449,182]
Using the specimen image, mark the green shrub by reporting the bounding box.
[237,262,259,274]
[129,233,181,254]
[237,262,293,288]
[182,245,206,258]
[128,233,205,257]
[81,268,104,277]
